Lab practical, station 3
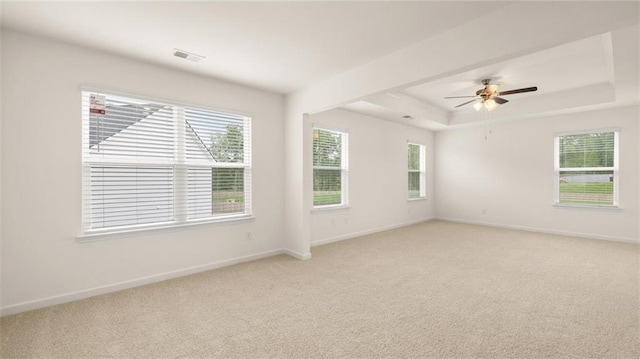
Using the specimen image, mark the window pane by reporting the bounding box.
[88,97,174,161]
[188,167,245,219]
[89,166,174,229]
[408,143,424,199]
[313,169,341,206]
[185,109,245,164]
[83,90,252,234]
[313,128,342,167]
[408,172,421,199]
[212,168,245,215]
[559,132,614,168]
[408,144,420,170]
[559,170,614,206]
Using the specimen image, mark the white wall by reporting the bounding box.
[435,106,639,242]
[308,109,434,246]
[0,30,285,314]
[0,25,3,311]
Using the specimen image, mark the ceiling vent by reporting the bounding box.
[173,48,206,63]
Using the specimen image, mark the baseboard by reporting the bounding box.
[283,249,312,260]
[311,217,435,247]
[0,248,284,317]
[436,217,640,244]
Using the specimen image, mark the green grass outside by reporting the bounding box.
[559,182,613,194]
[314,191,341,206]
[559,182,613,205]
[212,191,244,203]
[559,199,613,205]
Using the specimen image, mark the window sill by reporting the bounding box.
[311,205,350,213]
[552,204,622,212]
[77,215,255,242]
[408,197,427,202]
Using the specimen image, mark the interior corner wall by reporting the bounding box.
[435,105,640,242]
[0,25,3,311]
[309,109,435,246]
[0,30,285,314]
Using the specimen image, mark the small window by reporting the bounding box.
[554,129,618,207]
[81,89,252,235]
[408,143,426,199]
[312,127,348,208]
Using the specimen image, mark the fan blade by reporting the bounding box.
[498,86,537,96]
[444,96,476,99]
[493,97,509,105]
[455,99,478,108]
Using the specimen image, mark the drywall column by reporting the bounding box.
[283,103,312,259]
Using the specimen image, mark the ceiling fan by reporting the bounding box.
[445,79,537,111]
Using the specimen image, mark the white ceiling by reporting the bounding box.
[342,30,633,129]
[1,1,638,130]
[0,1,504,94]
[403,34,613,112]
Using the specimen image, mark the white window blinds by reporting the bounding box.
[82,90,251,234]
[312,127,348,207]
[554,129,618,207]
[408,143,426,199]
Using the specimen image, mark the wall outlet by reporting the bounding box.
[245,232,252,241]
[344,217,349,224]
[482,208,487,215]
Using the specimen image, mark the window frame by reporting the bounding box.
[408,142,426,200]
[553,128,619,209]
[312,125,349,210]
[80,87,253,239]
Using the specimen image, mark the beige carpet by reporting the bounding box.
[1,220,639,358]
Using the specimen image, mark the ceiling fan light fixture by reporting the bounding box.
[486,84,500,94]
[445,79,538,112]
[485,99,497,111]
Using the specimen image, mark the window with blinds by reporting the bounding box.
[312,127,348,208]
[554,129,618,207]
[408,143,426,199]
[81,89,251,235]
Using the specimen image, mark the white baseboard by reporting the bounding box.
[436,217,640,244]
[311,217,435,247]
[283,249,312,260]
[1,249,284,317]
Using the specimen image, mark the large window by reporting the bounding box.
[312,127,348,208]
[408,143,426,199]
[81,89,251,235]
[554,129,618,207]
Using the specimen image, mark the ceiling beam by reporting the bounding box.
[287,1,639,116]
[363,92,448,126]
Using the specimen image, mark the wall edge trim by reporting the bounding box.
[283,249,312,260]
[1,248,284,317]
[436,217,640,244]
[311,217,436,247]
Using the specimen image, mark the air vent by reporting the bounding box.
[173,48,206,62]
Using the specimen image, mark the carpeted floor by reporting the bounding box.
[1,220,639,358]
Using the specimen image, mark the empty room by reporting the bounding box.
[1,1,638,358]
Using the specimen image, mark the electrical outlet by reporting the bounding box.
[344,217,348,224]
[482,208,487,215]
[245,232,252,241]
